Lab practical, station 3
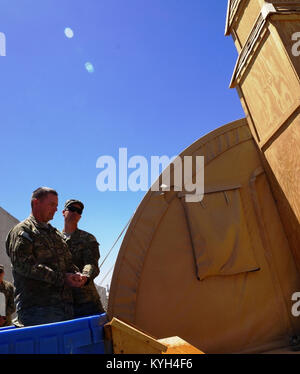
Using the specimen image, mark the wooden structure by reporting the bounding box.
[104,318,203,354]
[226,0,300,270]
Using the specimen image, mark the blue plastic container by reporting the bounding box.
[0,313,108,354]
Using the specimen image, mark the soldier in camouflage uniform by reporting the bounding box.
[5,187,84,327]
[0,265,15,327]
[62,199,104,318]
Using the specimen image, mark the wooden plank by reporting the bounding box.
[158,337,205,354]
[104,318,205,354]
[104,318,168,354]
[240,24,300,146]
[273,19,300,79]
[234,0,264,48]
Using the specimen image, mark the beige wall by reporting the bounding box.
[0,207,18,320]
[0,207,19,284]
[96,284,108,312]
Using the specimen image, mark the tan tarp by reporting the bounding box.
[184,188,260,280]
[108,118,300,353]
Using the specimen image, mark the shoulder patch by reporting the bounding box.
[19,231,33,242]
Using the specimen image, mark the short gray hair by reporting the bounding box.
[31,187,58,208]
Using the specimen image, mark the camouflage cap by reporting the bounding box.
[64,199,84,211]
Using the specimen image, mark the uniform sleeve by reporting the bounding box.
[6,231,65,287]
[82,237,100,280]
[6,284,15,316]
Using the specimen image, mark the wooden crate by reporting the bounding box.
[227,2,300,270]
[225,0,300,51]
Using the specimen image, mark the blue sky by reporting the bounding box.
[0,1,244,287]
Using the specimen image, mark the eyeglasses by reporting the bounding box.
[66,206,83,215]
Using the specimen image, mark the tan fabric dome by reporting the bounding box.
[108,118,300,353]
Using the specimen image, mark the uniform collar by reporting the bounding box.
[28,214,51,230]
[62,228,80,240]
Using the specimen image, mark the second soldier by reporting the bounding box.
[62,199,104,318]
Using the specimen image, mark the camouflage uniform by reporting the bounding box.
[5,215,79,326]
[0,280,15,326]
[63,229,104,318]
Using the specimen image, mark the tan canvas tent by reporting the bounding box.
[108,1,300,353]
[108,118,300,353]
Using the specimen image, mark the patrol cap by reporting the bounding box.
[64,199,84,211]
[0,264,4,273]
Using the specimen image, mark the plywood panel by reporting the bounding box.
[234,0,263,48]
[264,118,300,222]
[273,19,300,79]
[233,10,300,276]
[263,113,300,265]
[104,318,167,354]
[240,27,300,145]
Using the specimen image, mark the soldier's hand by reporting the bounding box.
[78,274,88,287]
[70,272,87,287]
[65,273,84,288]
